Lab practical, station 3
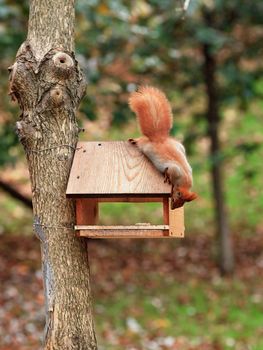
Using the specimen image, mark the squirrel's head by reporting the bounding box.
[171,187,197,209]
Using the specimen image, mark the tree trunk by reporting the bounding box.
[202,43,234,275]
[9,1,98,348]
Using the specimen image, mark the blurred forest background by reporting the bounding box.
[0,0,263,349]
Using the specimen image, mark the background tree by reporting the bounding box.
[8,0,97,348]
[184,0,263,273]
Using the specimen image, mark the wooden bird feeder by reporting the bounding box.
[66,141,185,238]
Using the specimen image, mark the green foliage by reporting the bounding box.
[100,202,162,225]
[0,0,28,59]
[0,122,19,166]
[0,1,27,167]
[79,95,97,121]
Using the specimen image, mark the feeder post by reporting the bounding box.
[76,199,98,225]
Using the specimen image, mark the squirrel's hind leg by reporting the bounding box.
[164,167,171,184]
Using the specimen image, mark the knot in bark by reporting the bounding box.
[52,52,74,79]
[50,87,64,107]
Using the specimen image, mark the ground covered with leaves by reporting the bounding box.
[0,232,263,350]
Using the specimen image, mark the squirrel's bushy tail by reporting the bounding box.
[129,86,173,141]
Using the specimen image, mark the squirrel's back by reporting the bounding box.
[129,86,173,141]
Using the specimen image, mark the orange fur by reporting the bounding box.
[129,86,197,209]
[129,86,172,141]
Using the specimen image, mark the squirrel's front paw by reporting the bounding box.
[128,138,137,145]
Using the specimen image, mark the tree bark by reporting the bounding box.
[9,0,97,348]
[202,42,234,275]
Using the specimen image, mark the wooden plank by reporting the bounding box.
[76,225,170,238]
[76,199,98,225]
[75,225,169,230]
[66,141,171,197]
[97,197,165,203]
[163,198,169,225]
[169,203,184,237]
[78,232,170,239]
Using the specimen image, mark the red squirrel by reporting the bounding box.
[128,86,197,209]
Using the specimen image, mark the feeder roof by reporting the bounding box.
[66,141,171,198]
